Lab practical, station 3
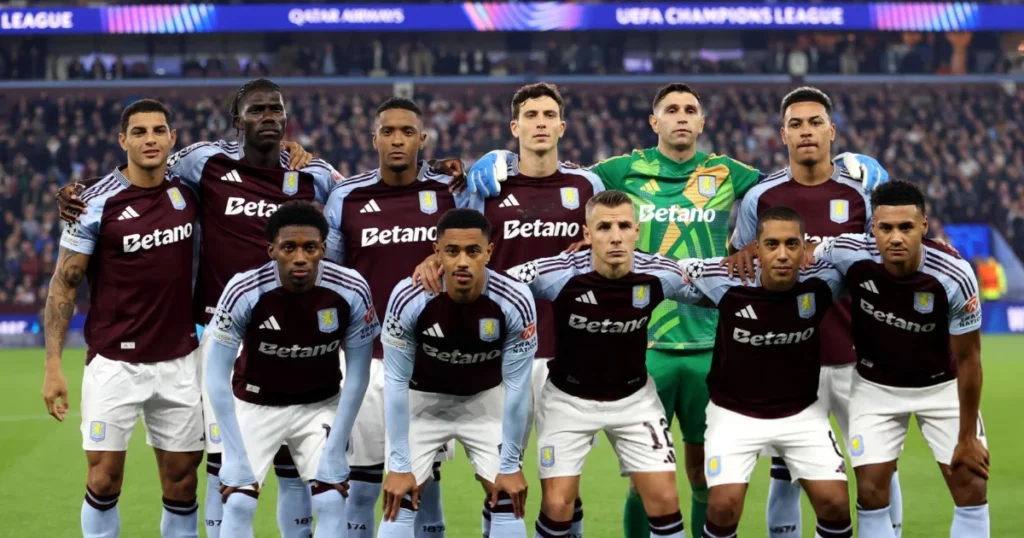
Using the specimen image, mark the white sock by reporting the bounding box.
[311,486,347,538]
[377,505,417,538]
[490,511,527,538]
[220,492,257,538]
[346,479,382,538]
[766,460,802,538]
[161,497,199,538]
[81,488,120,538]
[889,471,904,537]
[951,504,989,538]
[857,506,896,538]
[415,479,446,538]
[204,459,223,538]
[276,473,313,538]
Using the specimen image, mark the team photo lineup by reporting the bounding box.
[33,72,998,538]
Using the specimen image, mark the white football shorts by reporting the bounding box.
[234,394,339,485]
[704,401,847,488]
[762,363,853,458]
[536,377,674,480]
[848,371,987,467]
[395,386,504,487]
[81,349,203,453]
[343,356,454,469]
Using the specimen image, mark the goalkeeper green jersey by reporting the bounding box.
[591,148,763,350]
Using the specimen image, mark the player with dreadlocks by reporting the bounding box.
[58,78,344,538]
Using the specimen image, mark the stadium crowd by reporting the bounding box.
[0,83,1021,307]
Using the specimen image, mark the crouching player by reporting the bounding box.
[680,206,851,538]
[203,201,380,537]
[379,208,537,538]
[507,190,704,538]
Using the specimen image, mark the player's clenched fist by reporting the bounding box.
[951,437,990,480]
[41,366,70,421]
[492,471,529,518]
[381,471,419,522]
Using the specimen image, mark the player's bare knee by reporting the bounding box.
[86,467,123,497]
[540,494,576,521]
[643,488,681,517]
[706,496,742,527]
[855,479,890,510]
[814,494,851,521]
[949,471,987,507]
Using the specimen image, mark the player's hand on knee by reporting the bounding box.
[563,237,590,254]
[951,437,990,480]
[381,472,418,521]
[57,182,87,223]
[281,141,313,170]
[41,367,70,421]
[493,471,529,519]
[721,241,758,283]
[412,256,443,294]
[314,480,350,498]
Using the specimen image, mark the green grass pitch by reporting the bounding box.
[3,336,1021,537]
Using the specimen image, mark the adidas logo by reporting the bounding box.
[360,199,381,214]
[220,170,242,183]
[117,206,140,220]
[259,316,281,331]
[422,323,444,338]
[575,291,598,305]
[498,194,520,208]
[860,280,879,294]
[735,305,757,319]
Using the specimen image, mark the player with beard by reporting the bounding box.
[43,99,202,538]
[204,201,379,538]
[464,83,888,538]
[57,79,343,538]
[814,182,989,538]
[323,97,471,538]
[722,87,901,537]
[413,83,602,538]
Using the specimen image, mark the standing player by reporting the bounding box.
[466,83,888,538]
[724,87,902,537]
[324,97,468,538]
[379,209,537,538]
[508,190,707,538]
[814,181,989,538]
[42,99,203,538]
[415,83,603,537]
[58,78,344,538]
[681,207,851,538]
[203,201,379,538]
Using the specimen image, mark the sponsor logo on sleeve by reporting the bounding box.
[363,306,377,324]
[965,295,980,314]
[519,322,536,341]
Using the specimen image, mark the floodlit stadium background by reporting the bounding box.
[1,1,1022,536]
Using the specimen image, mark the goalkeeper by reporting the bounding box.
[464,83,888,538]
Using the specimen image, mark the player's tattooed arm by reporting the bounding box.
[44,247,88,362]
[950,329,989,479]
[41,247,88,421]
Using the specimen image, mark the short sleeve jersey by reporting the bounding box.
[59,168,198,364]
[682,258,844,418]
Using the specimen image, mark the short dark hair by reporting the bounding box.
[377,96,421,117]
[585,189,634,219]
[871,180,926,215]
[780,86,833,118]
[265,201,329,243]
[652,83,701,112]
[231,78,282,119]
[437,208,491,241]
[511,83,564,120]
[756,205,805,239]
[120,99,171,132]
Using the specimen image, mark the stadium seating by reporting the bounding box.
[1,82,1022,308]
